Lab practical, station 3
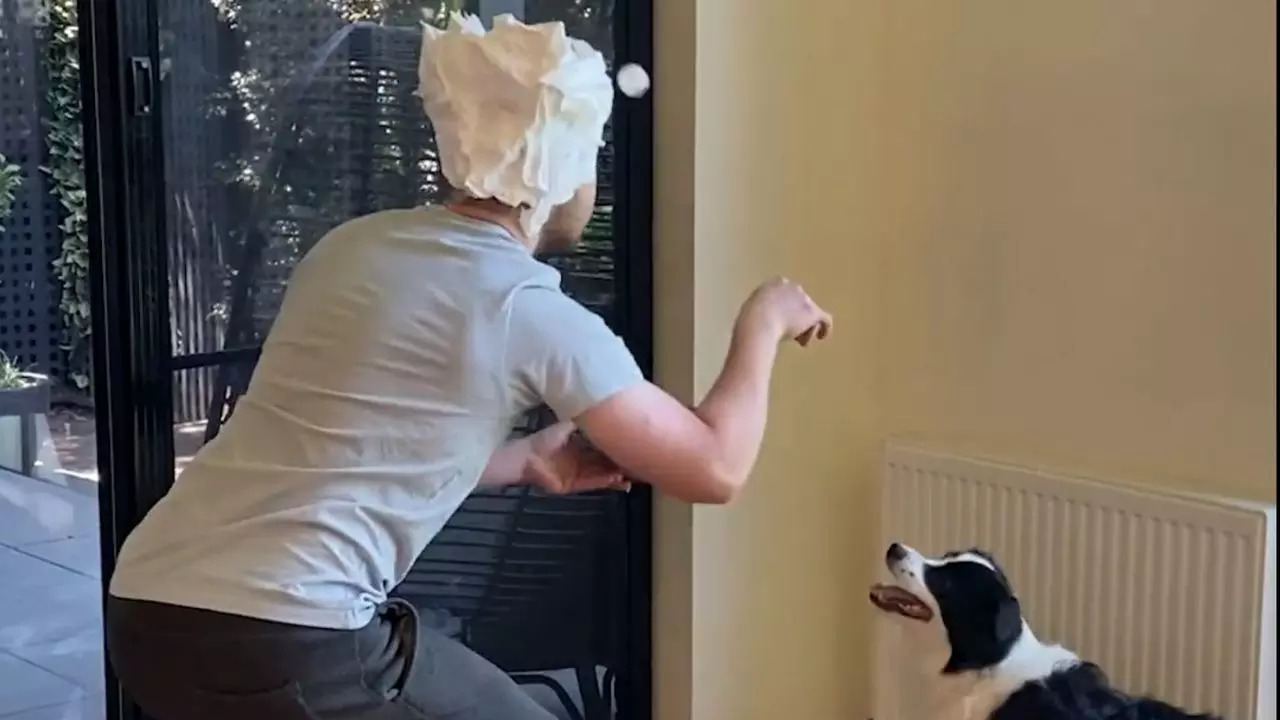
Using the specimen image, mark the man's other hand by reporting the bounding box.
[525,422,630,495]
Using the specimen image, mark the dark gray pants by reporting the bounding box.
[106,597,557,720]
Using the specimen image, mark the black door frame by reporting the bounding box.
[79,1,173,719]
[610,0,654,716]
[81,1,654,719]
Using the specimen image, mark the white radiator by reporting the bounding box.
[873,443,1277,720]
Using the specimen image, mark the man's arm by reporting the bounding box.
[476,435,535,488]
[576,279,830,504]
[513,278,830,505]
[574,326,777,504]
[477,422,629,494]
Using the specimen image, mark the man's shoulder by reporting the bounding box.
[303,208,440,263]
[509,282,591,316]
[329,206,448,238]
[507,284,617,351]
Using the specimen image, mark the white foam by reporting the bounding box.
[418,13,613,238]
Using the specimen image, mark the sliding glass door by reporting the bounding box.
[81,1,653,718]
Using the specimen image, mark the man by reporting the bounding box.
[105,13,832,720]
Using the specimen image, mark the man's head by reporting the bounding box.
[870,543,1025,675]
[418,13,612,241]
[537,182,597,253]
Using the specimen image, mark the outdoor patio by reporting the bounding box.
[28,408,207,487]
[0,465,103,719]
[0,412,201,719]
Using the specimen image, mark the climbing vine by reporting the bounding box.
[41,0,92,390]
[0,154,21,235]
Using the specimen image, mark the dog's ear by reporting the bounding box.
[941,591,1023,674]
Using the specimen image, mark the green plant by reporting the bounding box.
[0,352,31,391]
[0,153,21,234]
[41,0,92,390]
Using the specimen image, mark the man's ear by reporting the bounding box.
[941,594,1023,674]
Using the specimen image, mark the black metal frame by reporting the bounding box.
[82,1,654,719]
[80,1,170,720]
[610,0,655,716]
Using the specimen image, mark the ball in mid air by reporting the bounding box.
[615,63,650,98]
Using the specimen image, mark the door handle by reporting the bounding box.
[128,56,153,116]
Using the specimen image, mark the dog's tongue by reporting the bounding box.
[868,583,934,622]
[870,584,918,604]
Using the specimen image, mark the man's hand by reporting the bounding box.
[736,276,833,347]
[525,421,630,495]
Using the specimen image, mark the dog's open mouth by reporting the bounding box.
[869,584,933,622]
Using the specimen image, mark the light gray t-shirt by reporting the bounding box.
[108,207,643,630]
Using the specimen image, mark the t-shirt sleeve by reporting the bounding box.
[507,286,645,421]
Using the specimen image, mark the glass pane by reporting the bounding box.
[160,1,635,718]
[2,7,105,718]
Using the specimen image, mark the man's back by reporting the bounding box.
[109,206,597,629]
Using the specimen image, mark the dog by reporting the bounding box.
[868,542,1225,720]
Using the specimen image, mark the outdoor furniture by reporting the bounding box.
[0,373,50,477]
[394,407,624,720]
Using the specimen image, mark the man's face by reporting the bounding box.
[537,182,597,255]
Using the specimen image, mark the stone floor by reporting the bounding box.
[0,466,104,719]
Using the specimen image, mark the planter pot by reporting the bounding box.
[0,373,51,476]
[0,373,51,416]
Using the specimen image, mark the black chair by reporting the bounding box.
[396,475,624,720]
[199,22,627,720]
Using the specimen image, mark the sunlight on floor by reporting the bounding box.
[0,467,104,718]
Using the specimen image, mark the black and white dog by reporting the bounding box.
[869,542,1224,720]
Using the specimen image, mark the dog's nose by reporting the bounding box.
[886,543,907,564]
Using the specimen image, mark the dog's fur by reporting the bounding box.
[869,543,1225,720]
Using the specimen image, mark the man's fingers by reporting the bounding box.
[577,475,629,494]
[794,313,833,347]
[575,471,627,490]
[581,453,621,476]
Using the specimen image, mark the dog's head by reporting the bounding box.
[869,543,1025,674]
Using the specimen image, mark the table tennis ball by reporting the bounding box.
[616,63,650,98]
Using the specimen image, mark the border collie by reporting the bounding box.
[868,542,1225,720]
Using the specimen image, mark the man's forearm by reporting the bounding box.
[477,436,534,488]
[693,326,779,488]
[566,328,781,504]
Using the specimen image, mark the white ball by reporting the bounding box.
[616,63,651,99]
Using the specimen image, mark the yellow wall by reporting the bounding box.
[652,1,1276,719]
[876,1,1276,505]
[653,1,884,718]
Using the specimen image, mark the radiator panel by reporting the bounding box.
[873,444,1276,720]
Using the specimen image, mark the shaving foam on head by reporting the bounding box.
[418,13,614,238]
